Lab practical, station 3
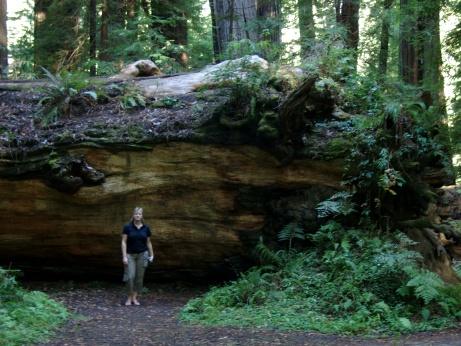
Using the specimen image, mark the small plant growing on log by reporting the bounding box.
[117,83,146,110]
[37,68,98,125]
[210,57,273,129]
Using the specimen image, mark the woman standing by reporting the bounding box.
[121,207,154,306]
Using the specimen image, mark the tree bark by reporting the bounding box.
[0,0,7,79]
[421,0,444,110]
[256,0,281,43]
[399,0,444,110]
[89,0,97,76]
[209,0,221,61]
[100,0,109,61]
[377,0,394,77]
[211,0,258,56]
[298,0,315,55]
[34,0,52,72]
[336,0,360,68]
[211,0,280,57]
[399,0,419,85]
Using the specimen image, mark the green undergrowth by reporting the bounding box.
[180,222,461,336]
[0,268,69,346]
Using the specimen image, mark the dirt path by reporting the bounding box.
[29,282,461,346]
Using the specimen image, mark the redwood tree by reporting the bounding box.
[399,0,444,109]
[211,0,281,58]
[378,0,394,76]
[89,0,96,76]
[298,0,315,55]
[0,0,7,79]
[335,0,360,68]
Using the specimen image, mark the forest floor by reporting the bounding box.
[26,281,461,346]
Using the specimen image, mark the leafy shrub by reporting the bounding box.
[181,222,461,335]
[0,267,68,346]
[116,83,147,110]
[209,57,275,130]
[277,223,305,251]
[37,68,98,124]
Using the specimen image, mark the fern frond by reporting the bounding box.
[316,192,355,218]
[255,241,283,267]
[405,270,444,304]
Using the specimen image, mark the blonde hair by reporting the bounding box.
[131,207,144,223]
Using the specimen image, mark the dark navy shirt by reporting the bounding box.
[122,222,152,254]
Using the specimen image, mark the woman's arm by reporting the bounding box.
[147,238,154,260]
[121,234,128,264]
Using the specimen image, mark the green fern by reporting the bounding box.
[278,223,305,251]
[399,269,444,305]
[255,240,284,267]
[316,192,355,219]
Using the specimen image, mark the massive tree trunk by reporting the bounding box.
[211,0,281,58]
[210,0,221,61]
[211,0,258,56]
[89,0,97,76]
[378,0,394,77]
[421,0,444,110]
[0,0,7,79]
[335,0,360,68]
[0,61,345,278]
[100,0,109,61]
[34,0,53,72]
[0,58,457,281]
[399,0,445,110]
[256,0,281,43]
[298,0,315,55]
[399,0,419,85]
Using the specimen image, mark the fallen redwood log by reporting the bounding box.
[0,57,457,282]
[0,57,344,279]
[0,143,342,279]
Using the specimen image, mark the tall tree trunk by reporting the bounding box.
[0,0,7,79]
[421,0,444,110]
[336,0,360,68]
[212,0,265,56]
[100,0,109,61]
[34,0,53,72]
[399,0,447,145]
[378,0,394,77]
[209,0,220,61]
[298,0,315,55]
[89,0,97,76]
[399,0,419,84]
[256,0,281,43]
